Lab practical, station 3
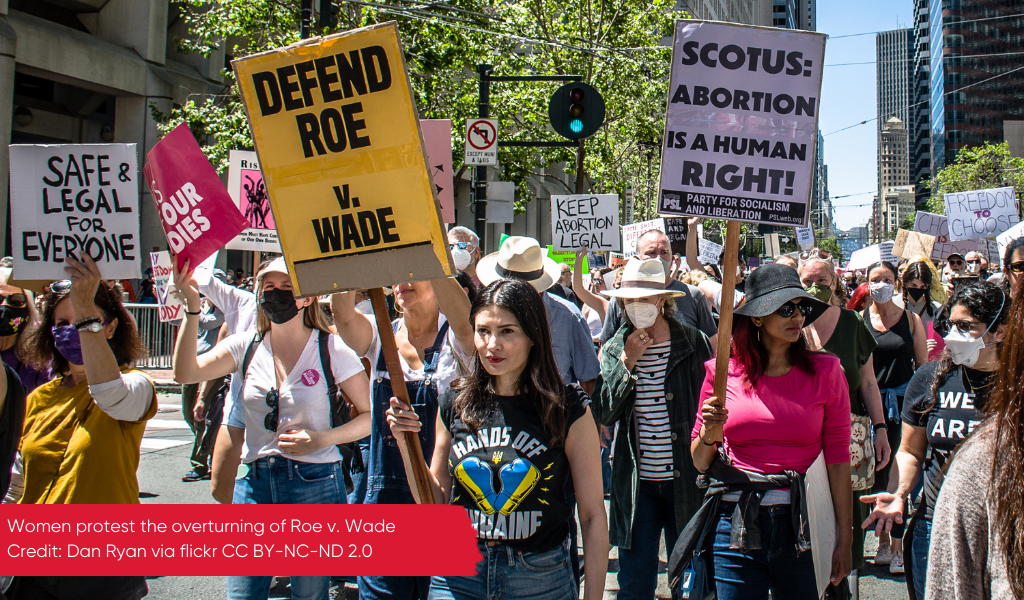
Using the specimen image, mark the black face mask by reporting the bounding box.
[0,304,29,336]
[260,288,300,324]
[906,287,927,302]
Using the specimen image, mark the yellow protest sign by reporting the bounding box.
[233,22,453,296]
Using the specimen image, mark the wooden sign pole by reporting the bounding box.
[368,287,437,504]
[709,220,741,442]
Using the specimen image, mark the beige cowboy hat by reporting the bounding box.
[477,236,562,292]
[600,258,685,300]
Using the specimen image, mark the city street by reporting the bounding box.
[136,387,909,600]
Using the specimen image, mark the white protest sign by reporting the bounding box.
[226,150,281,252]
[914,211,981,260]
[795,226,815,250]
[698,238,724,264]
[551,194,620,251]
[943,186,1020,241]
[602,269,617,291]
[10,144,141,280]
[846,242,897,271]
[997,221,1024,268]
[487,182,515,224]
[193,251,219,287]
[622,218,665,258]
[658,21,825,226]
[150,251,183,322]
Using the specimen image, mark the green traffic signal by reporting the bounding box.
[549,82,605,141]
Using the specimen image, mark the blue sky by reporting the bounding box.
[818,0,912,231]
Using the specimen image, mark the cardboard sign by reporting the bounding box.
[664,217,689,256]
[10,144,141,280]
[233,22,454,296]
[913,211,980,260]
[226,150,281,252]
[795,226,815,250]
[658,21,826,226]
[144,124,249,272]
[903,231,936,260]
[551,194,620,251]
[997,221,1024,268]
[698,238,724,264]
[421,119,454,223]
[943,186,1021,241]
[622,218,666,258]
[150,251,183,322]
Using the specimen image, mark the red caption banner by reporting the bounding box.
[3,504,481,576]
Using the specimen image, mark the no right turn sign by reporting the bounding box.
[465,118,498,166]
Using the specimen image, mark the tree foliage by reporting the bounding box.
[924,141,1024,214]
[158,0,681,213]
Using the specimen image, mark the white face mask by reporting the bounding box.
[659,258,672,282]
[452,247,472,270]
[943,293,1006,367]
[625,301,660,329]
[868,281,895,303]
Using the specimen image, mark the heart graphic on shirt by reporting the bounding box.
[454,456,540,515]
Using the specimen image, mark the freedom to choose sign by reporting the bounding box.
[657,21,826,226]
[233,21,453,296]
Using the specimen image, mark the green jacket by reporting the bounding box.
[592,318,713,548]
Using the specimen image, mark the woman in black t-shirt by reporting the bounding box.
[862,282,1008,599]
[387,279,608,600]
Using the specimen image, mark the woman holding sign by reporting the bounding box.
[386,278,608,600]
[331,274,474,600]
[172,257,372,600]
[7,254,152,600]
[691,264,852,599]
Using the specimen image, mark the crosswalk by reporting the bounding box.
[142,399,193,452]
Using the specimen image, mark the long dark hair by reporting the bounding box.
[903,261,936,317]
[988,279,1024,596]
[26,281,146,375]
[452,279,568,444]
[928,282,1008,406]
[731,314,816,389]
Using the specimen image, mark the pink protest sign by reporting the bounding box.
[420,120,454,224]
[143,123,248,271]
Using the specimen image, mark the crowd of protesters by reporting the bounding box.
[0,223,1023,600]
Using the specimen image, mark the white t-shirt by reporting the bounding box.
[366,314,472,396]
[224,328,365,464]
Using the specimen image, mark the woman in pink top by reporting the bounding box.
[690,264,852,600]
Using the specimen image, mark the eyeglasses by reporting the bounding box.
[450,242,471,251]
[799,248,832,261]
[966,259,982,265]
[0,293,27,308]
[264,388,279,431]
[1009,261,1024,274]
[935,318,978,337]
[948,259,964,267]
[776,302,815,318]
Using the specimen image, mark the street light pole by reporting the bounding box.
[474,64,492,249]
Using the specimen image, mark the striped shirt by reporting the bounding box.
[635,340,673,480]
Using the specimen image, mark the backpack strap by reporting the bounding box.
[240,333,261,382]
[318,329,339,413]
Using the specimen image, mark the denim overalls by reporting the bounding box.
[357,320,450,600]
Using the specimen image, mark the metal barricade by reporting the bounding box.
[125,304,179,369]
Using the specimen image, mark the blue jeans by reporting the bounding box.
[910,517,931,600]
[228,457,345,600]
[617,479,678,600]
[428,539,577,600]
[711,502,818,600]
[601,444,612,496]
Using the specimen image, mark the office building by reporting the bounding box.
[771,0,815,31]
[679,0,773,25]
[881,185,916,236]
[930,1,1024,172]
[810,131,832,236]
[877,29,913,130]
[910,0,932,205]
[873,117,911,241]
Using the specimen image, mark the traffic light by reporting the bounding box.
[317,0,339,30]
[548,82,605,141]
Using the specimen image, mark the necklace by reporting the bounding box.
[963,368,996,394]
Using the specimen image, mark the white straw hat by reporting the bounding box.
[477,236,562,292]
[600,258,684,300]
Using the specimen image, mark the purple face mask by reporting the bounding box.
[52,325,83,365]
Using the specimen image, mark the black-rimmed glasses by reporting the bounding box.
[776,302,815,318]
[264,388,279,431]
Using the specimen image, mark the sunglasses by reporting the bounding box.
[264,388,279,431]
[51,280,73,293]
[0,293,27,308]
[450,242,471,251]
[776,302,815,318]
[1008,261,1024,274]
[949,259,964,266]
[799,248,832,261]
[934,319,979,337]
[966,259,982,265]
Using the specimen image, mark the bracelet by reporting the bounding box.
[73,317,101,330]
[184,310,202,316]
[698,428,716,446]
[872,423,888,433]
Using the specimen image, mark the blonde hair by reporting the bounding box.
[254,268,333,336]
[681,269,709,286]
